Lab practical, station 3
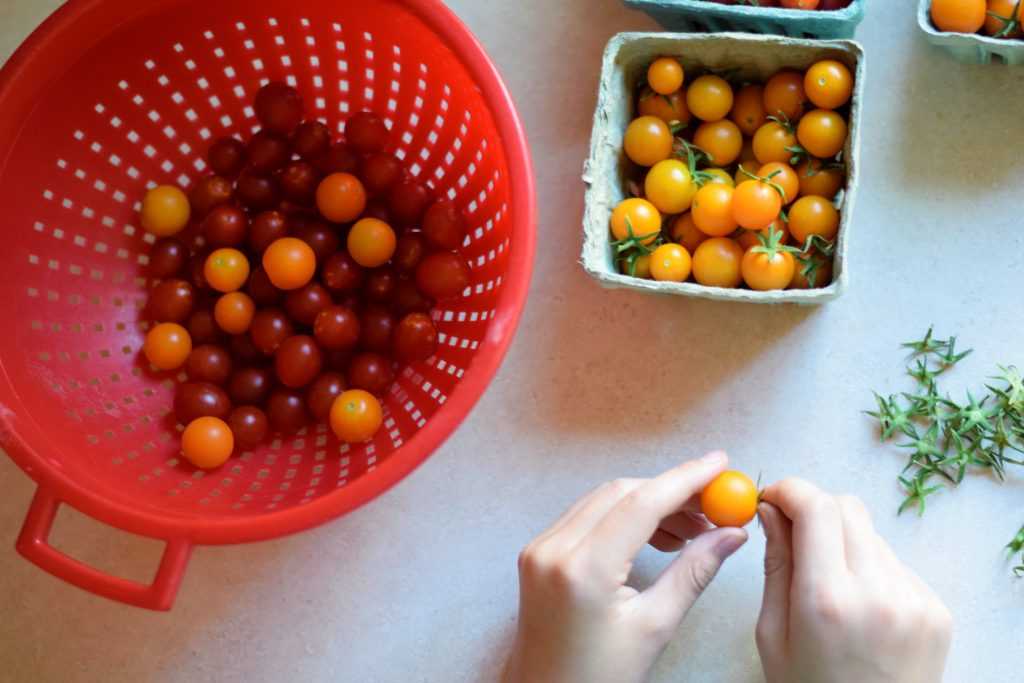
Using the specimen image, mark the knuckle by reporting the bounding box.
[807,585,847,625]
[518,542,555,577]
[755,619,777,652]
[686,556,722,594]
[607,478,634,498]
[763,549,788,578]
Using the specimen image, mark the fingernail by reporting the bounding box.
[701,450,727,466]
[714,528,747,558]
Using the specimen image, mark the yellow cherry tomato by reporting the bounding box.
[742,244,796,291]
[624,116,673,167]
[649,243,692,282]
[763,70,807,121]
[204,248,250,293]
[789,195,840,244]
[648,57,685,95]
[671,213,708,253]
[736,216,791,251]
[757,162,800,205]
[797,109,848,159]
[143,322,192,370]
[796,158,845,200]
[930,0,986,33]
[703,168,735,187]
[347,218,397,268]
[692,237,744,288]
[733,179,782,231]
[753,121,797,165]
[984,0,1023,36]
[619,253,652,279]
[700,470,758,527]
[691,183,737,237]
[638,89,691,126]
[734,159,761,186]
[693,119,743,167]
[644,159,697,214]
[611,198,662,246]
[804,59,853,110]
[141,185,191,237]
[686,75,734,122]
[731,84,767,137]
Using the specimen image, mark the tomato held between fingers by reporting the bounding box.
[797,109,848,159]
[624,116,673,167]
[644,160,697,215]
[692,237,744,288]
[700,471,758,528]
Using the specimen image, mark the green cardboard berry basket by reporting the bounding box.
[581,32,865,305]
[623,0,865,40]
[918,0,1024,65]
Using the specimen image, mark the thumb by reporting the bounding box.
[641,527,747,627]
[756,502,793,654]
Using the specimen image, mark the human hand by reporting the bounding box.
[503,452,748,683]
[756,479,953,683]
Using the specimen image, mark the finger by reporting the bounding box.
[586,452,729,576]
[836,495,878,575]
[759,478,848,586]
[651,510,714,552]
[755,502,793,653]
[537,478,645,548]
[649,529,685,553]
[639,527,748,627]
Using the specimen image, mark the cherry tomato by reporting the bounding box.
[736,216,791,250]
[752,121,797,165]
[235,170,280,211]
[182,416,234,470]
[686,75,734,122]
[703,168,734,187]
[347,218,397,268]
[649,243,692,282]
[762,70,807,121]
[285,282,332,325]
[247,131,290,173]
[670,213,708,253]
[316,173,367,223]
[624,116,673,167]
[700,471,758,528]
[149,238,188,279]
[189,175,233,218]
[731,84,767,136]
[648,57,685,95]
[610,198,661,245]
[141,185,190,237]
[387,179,432,225]
[797,109,848,159]
[693,119,743,166]
[423,201,466,251]
[644,159,696,214]
[275,335,323,388]
[789,195,840,244]
[144,322,193,370]
[638,89,691,126]
[280,160,321,203]
[202,205,248,247]
[267,389,311,435]
[984,0,1023,36]
[292,121,331,160]
[254,82,304,135]
[734,159,760,186]
[733,179,782,231]
[415,252,471,301]
[393,313,439,362]
[250,308,295,355]
[931,0,986,32]
[330,389,384,443]
[208,137,246,177]
[742,244,795,291]
[214,292,256,334]
[147,279,194,323]
[360,306,396,353]
[781,0,819,8]
[186,345,232,385]
[790,253,835,289]
[394,232,427,274]
[757,162,800,205]
[263,237,316,290]
[228,406,269,450]
[692,238,744,288]
[619,253,652,279]
[804,59,853,110]
[691,184,737,237]
[322,251,365,292]
[204,248,251,293]
[346,111,390,154]
[314,305,361,351]
[796,158,845,199]
[306,372,347,421]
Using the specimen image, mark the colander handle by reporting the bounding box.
[16,487,192,611]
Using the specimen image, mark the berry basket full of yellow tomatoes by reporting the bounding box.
[582,32,864,304]
[919,0,1024,65]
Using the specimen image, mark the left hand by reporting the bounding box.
[503,452,749,683]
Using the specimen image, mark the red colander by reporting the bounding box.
[0,0,535,610]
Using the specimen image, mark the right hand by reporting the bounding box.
[756,479,953,683]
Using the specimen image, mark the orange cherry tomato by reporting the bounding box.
[733,179,783,231]
[984,0,1023,35]
[330,389,384,443]
[790,253,835,289]
[796,158,845,199]
[804,59,853,110]
[731,84,767,137]
[742,244,796,291]
[736,216,791,251]
[692,237,744,288]
[141,185,191,237]
[347,218,397,268]
[182,416,234,470]
[671,213,708,253]
[316,173,367,223]
[648,57,685,95]
[143,322,192,370]
[693,120,743,167]
[734,159,761,187]
[781,0,820,7]
[263,237,316,290]
[624,116,673,167]
[797,109,848,159]
[645,159,697,214]
[762,70,807,121]
[703,168,735,187]
[619,253,652,279]
[611,198,662,246]
[638,89,691,126]
[789,195,840,244]
[700,471,758,528]
[752,121,797,165]
[930,0,986,33]
[214,292,256,334]
[686,75,734,122]
[204,248,250,293]
[691,184,737,237]
[649,243,692,282]
[757,162,800,205]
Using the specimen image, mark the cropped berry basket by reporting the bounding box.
[917,0,1024,65]
[623,0,866,40]
[0,0,535,610]
[582,32,864,304]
